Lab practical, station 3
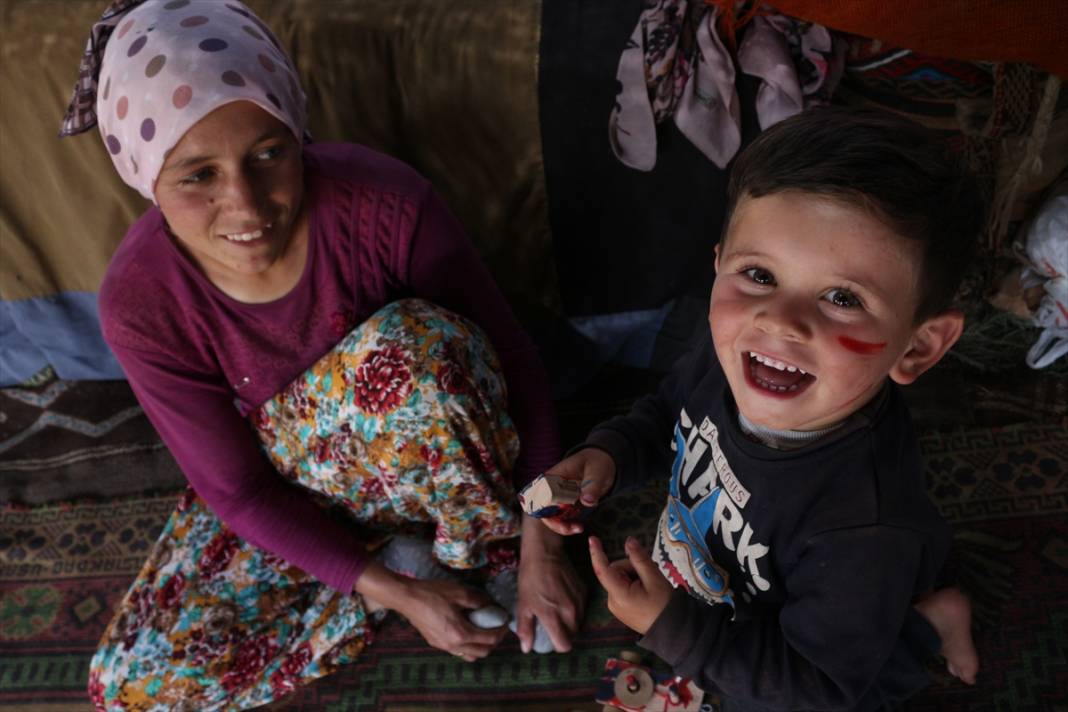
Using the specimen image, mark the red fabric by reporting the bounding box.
[765,0,1067,78]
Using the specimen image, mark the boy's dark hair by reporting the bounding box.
[725,106,985,321]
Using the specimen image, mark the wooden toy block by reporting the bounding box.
[595,651,704,712]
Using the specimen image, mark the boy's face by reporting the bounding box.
[710,192,928,432]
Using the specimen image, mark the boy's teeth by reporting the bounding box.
[748,351,806,375]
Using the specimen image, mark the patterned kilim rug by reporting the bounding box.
[1,421,1066,711]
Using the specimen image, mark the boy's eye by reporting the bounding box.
[824,288,861,308]
[743,267,776,286]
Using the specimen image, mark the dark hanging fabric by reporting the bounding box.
[538,0,762,318]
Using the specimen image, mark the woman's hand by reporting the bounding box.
[355,562,506,662]
[539,448,617,536]
[515,516,586,653]
[394,579,509,661]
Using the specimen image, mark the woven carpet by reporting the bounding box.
[2,417,1066,711]
[0,377,184,505]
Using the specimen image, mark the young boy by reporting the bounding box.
[542,107,981,710]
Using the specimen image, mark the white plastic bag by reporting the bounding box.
[1017,185,1068,369]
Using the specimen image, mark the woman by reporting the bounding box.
[60,1,583,708]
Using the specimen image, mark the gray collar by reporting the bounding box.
[737,412,846,450]
[735,383,889,451]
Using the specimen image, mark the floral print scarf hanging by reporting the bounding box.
[609,0,846,171]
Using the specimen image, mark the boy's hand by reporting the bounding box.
[589,535,672,635]
[538,448,616,535]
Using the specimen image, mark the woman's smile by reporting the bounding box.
[154,101,309,302]
[221,223,272,243]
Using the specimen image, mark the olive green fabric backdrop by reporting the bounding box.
[0,0,559,313]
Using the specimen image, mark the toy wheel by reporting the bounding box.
[614,666,655,706]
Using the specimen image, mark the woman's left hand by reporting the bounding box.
[515,515,586,653]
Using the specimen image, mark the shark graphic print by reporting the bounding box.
[653,408,771,609]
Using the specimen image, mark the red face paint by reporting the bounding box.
[838,336,886,355]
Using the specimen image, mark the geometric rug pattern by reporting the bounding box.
[2,420,1066,710]
[0,496,178,710]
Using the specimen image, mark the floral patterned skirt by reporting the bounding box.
[88,299,522,711]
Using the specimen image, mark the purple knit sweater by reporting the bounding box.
[99,143,560,593]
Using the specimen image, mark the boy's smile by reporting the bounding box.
[710,192,928,432]
[744,350,815,396]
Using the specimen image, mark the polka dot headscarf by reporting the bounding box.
[93,0,306,201]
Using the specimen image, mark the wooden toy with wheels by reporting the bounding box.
[595,650,704,711]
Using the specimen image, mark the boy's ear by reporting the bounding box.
[713,244,721,273]
[889,310,964,385]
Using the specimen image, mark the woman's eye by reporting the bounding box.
[254,145,282,162]
[179,169,212,185]
[825,288,861,308]
[743,267,775,286]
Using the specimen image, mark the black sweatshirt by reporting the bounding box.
[586,332,949,711]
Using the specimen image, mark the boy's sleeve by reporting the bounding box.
[584,333,718,493]
[640,525,929,710]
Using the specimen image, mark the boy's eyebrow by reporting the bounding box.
[164,128,289,172]
[719,249,771,263]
